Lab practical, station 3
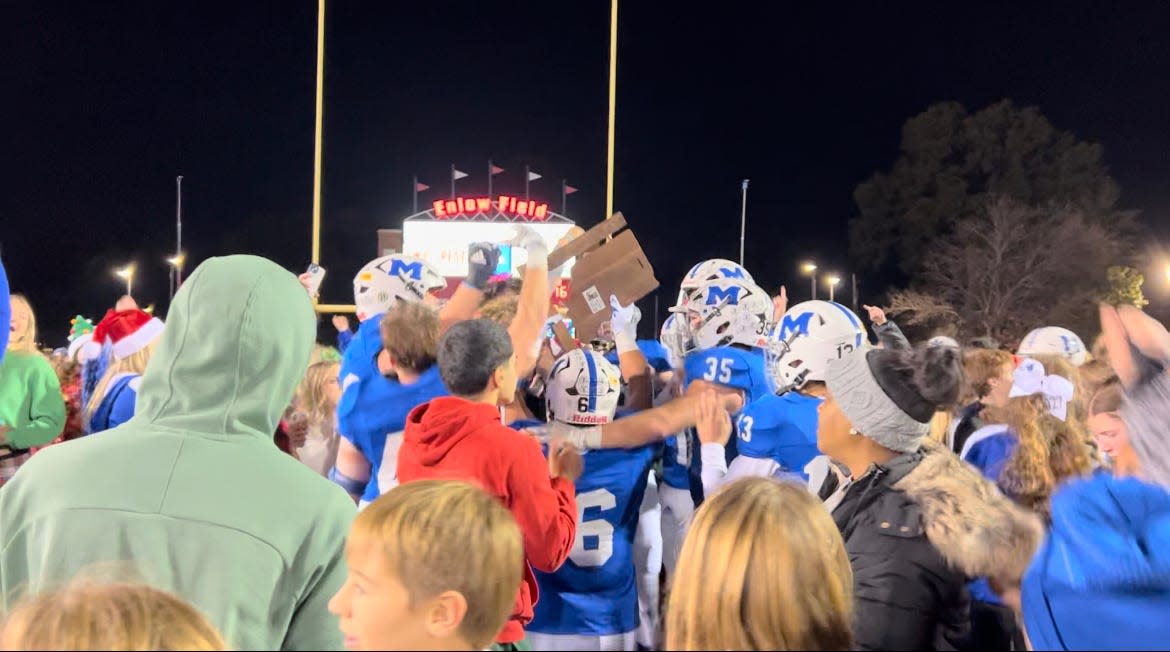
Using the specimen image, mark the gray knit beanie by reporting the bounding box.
[825,343,963,453]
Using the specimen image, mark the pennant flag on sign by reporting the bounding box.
[527,170,542,181]
[416,182,430,192]
[453,169,469,180]
[490,165,505,175]
[564,184,578,195]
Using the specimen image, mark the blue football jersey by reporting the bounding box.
[338,315,384,391]
[734,392,822,481]
[661,435,692,490]
[514,419,659,636]
[337,364,447,503]
[683,346,770,404]
[677,346,768,502]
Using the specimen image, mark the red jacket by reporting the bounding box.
[397,396,577,644]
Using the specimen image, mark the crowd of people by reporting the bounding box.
[0,225,1167,651]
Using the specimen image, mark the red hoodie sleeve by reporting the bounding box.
[505,433,578,573]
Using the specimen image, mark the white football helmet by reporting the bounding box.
[675,259,754,307]
[545,348,623,425]
[677,279,772,351]
[659,313,692,370]
[352,255,446,321]
[1017,326,1087,366]
[768,300,865,392]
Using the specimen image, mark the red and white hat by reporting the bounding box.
[92,309,164,360]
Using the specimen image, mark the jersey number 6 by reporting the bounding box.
[570,488,616,567]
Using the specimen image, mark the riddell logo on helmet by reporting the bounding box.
[570,414,611,425]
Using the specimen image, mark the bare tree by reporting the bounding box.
[887,196,1128,344]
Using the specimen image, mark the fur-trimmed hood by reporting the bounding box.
[895,439,1044,586]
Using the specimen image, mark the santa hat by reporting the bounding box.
[92,309,164,360]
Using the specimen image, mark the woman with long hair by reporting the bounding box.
[1086,378,1139,477]
[0,294,65,485]
[290,360,342,476]
[666,477,853,650]
[958,356,1094,647]
[963,358,1095,520]
[85,309,163,434]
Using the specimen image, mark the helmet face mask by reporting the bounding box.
[545,349,623,425]
[766,300,865,394]
[659,313,692,370]
[353,255,446,320]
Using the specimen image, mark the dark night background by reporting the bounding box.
[7,1,1170,343]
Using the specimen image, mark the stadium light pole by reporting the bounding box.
[802,262,817,300]
[167,254,186,301]
[605,0,618,219]
[739,179,749,265]
[827,275,841,302]
[115,264,136,297]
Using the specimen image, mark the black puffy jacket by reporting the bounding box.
[818,441,1042,651]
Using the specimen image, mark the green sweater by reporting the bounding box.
[0,351,65,449]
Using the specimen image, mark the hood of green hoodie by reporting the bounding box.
[134,255,315,439]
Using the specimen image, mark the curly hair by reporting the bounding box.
[998,394,1094,521]
[1029,353,1102,465]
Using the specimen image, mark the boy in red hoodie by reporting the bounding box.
[398,318,581,651]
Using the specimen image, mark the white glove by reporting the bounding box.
[510,224,549,269]
[610,295,641,355]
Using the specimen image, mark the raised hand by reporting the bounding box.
[1100,303,1170,389]
[862,304,887,326]
[510,224,549,266]
[465,242,502,290]
[695,391,732,446]
[773,285,788,322]
[610,295,641,338]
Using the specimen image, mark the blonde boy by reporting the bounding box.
[329,480,525,651]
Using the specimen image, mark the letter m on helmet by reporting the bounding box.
[706,285,741,306]
[388,258,423,280]
[718,266,746,279]
[778,311,814,339]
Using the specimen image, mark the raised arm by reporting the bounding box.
[507,227,551,378]
[610,295,652,411]
[438,243,501,334]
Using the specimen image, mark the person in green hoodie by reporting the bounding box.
[0,293,65,484]
[0,255,354,651]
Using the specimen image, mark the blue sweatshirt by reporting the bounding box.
[1023,473,1170,650]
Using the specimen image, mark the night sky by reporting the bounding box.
[8,1,1170,343]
